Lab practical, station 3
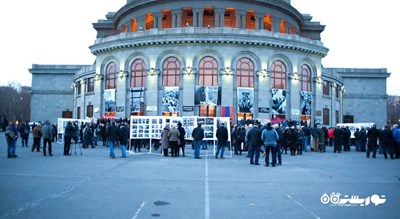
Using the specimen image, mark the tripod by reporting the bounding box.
[70,138,82,155]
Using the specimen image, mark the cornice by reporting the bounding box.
[90,28,328,57]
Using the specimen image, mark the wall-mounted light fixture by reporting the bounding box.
[341,86,345,93]
[182,66,197,76]
[289,72,300,80]
[94,74,104,81]
[256,69,270,78]
[313,76,323,84]
[220,67,234,76]
[331,82,337,88]
[70,83,76,90]
[146,68,160,76]
[118,70,129,79]
[186,22,189,27]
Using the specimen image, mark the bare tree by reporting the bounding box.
[0,83,31,129]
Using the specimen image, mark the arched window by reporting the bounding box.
[271,60,286,89]
[198,56,218,86]
[145,13,154,30]
[130,59,146,87]
[300,64,312,92]
[105,62,117,89]
[236,58,254,87]
[263,15,272,31]
[280,20,286,33]
[131,18,137,32]
[162,57,181,86]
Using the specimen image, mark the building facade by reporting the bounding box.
[29,0,390,127]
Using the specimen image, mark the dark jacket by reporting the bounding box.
[192,125,204,141]
[119,125,129,146]
[216,125,229,145]
[64,123,76,138]
[177,126,186,146]
[247,126,263,146]
[106,123,119,142]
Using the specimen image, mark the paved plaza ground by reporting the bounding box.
[1,133,399,219]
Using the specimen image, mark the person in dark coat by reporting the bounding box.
[5,121,18,158]
[379,125,393,159]
[333,127,343,153]
[118,122,129,158]
[288,127,298,156]
[367,124,380,158]
[215,122,229,159]
[177,122,186,156]
[106,121,119,159]
[192,123,204,159]
[246,124,263,165]
[64,121,75,155]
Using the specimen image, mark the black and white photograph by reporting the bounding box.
[130,87,144,112]
[271,89,286,115]
[162,86,179,113]
[194,86,219,106]
[104,89,116,112]
[237,87,254,113]
[300,91,312,115]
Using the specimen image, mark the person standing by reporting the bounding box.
[367,124,380,158]
[261,122,279,167]
[161,124,170,156]
[215,122,229,159]
[192,123,204,159]
[333,127,342,153]
[18,122,28,147]
[42,120,54,156]
[5,121,18,158]
[118,122,129,158]
[302,125,310,152]
[359,127,367,152]
[106,121,119,159]
[247,124,263,165]
[311,124,319,152]
[31,123,42,152]
[63,121,75,155]
[177,122,186,156]
[327,127,334,147]
[380,125,393,159]
[393,124,400,159]
[168,124,180,157]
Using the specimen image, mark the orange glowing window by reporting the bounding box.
[199,56,218,86]
[263,15,272,31]
[131,18,137,32]
[182,8,193,27]
[122,24,127,33]
[145,13,154,30]
[162,10,172,29]
[224,8,236,28]
[290,25,296,34]
[203,7,215,27]
[245,10,256,30]
[280,20,286,33]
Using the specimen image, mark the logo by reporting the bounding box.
[321,192,386,207]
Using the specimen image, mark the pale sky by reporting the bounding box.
[1,0,398,95]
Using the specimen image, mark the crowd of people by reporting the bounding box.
[4,118,400,164]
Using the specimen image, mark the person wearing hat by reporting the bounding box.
[215,122,229,159]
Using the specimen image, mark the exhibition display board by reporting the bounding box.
[57,118,92,143]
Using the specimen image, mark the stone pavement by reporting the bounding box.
[0,133,399,219]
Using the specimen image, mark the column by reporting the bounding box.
[153,11,162,29]
[272,16,280,33]
[237,10,246,29]
[215,8,224,27]
[193,8,202,27]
